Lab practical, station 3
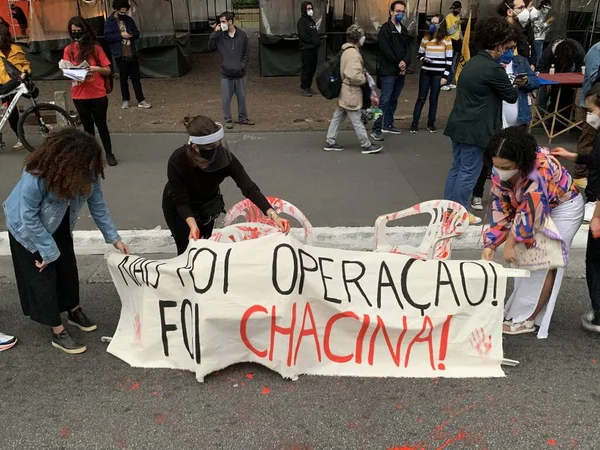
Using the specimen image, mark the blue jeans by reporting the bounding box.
[373,75,405,132]
[534,40,544,66]
[411,72,442,128]
[444,140,484,209]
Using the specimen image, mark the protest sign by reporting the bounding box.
[107,234,508,381]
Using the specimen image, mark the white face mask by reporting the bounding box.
[587,112,600,130]
[359,36,366,46]
[517,9,530,26]
[494,167,520,181]
[307,10,314,17]
[220,23,229,32]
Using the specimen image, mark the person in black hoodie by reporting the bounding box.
[371,1,412,142]
[297,1,321,97]
[209,11,255,130]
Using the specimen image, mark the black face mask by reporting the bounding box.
[70,31,84,41]
[199,148,215,161]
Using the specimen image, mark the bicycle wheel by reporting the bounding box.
[17,103,75,153]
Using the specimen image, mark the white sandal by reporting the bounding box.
[503,320,536,335]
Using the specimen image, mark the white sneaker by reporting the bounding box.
[121,101,129,109]
[0,332,17,351]
[138,100,152,109]
[449,84,457,89]
[584,202,596,223]
[468,213,482,225]
[441,85,451,91]
[471,196,483,211]
[12,139,24,151]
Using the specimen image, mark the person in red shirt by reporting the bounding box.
[63,16,117,166]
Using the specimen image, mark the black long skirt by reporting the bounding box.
[9,212,80,327]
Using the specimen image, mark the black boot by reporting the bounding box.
[106,153,118,167]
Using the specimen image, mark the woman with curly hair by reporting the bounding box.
[3,129,129,354]
[482,126,584,338]
[62,16,117,167]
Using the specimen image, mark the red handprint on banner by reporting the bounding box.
[470,328,492,358]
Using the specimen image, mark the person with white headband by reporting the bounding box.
[162,115,290,255]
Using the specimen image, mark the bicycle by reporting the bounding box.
[0,71,74,152]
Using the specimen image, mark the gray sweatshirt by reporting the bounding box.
[208,27,250,79]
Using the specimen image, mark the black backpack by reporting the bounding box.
[316,47,350,100]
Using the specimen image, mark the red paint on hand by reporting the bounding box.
[262,387,270,394]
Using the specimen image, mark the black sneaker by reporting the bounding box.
[410,125,418,134]
[324,142,344,152]
[68,308,97,332]
[225,120,234,129]
[383,126,402,135]
[370,131,384,141]
[361,143,383,154]
[106,153,117,167]
[237,119,255,126]
[427,125,437,133]
[52,329,87,354]
[302,89,313,97]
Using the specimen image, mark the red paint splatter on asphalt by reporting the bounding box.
[129,382,140,391]
[246,373,254,379]
[593,359,597,364]
[59,427,72,438]
[548,439,557,446]
[262,387,270,394]
[417,417,423,423]
[116,438,128,449]
[154,414,167,425]
[436,430,469,449]
[348,423,356,429]
[396,404,403,409]
[152,391,158,396]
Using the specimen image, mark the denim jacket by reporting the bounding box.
[511,55,540,125]
[3,171,121,264]
[582,42,600,107]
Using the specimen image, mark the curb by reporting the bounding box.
[0,225,591,255]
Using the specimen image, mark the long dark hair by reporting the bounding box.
[67,16,97,64]
[0,25,12,54]
[426,15,449,43]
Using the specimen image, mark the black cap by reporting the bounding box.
[451,1,462,8]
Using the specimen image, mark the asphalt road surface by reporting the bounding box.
[1,277,599,450]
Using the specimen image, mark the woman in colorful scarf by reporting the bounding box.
[481,126,584,338]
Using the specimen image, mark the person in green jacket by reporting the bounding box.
[443,17,518,225]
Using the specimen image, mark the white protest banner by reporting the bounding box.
[106,234,508,381]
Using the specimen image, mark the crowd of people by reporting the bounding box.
[2,0,600,353]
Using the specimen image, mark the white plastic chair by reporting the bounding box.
[222,196,313,244]
[373,200,469,260]
[210,222,280,243]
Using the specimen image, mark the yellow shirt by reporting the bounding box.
[0,44,31,85]
[445,13,461,41]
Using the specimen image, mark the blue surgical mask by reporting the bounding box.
[429,24,438,33]
[395,13,405,23]
[499,48,514,64]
